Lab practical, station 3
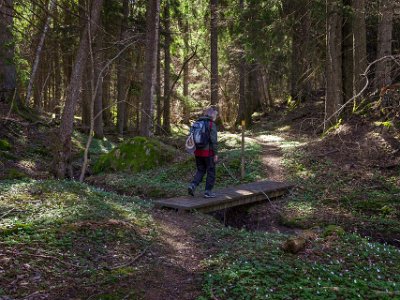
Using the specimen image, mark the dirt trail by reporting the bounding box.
[256,140,286,181]
[245,134,302,235]
[136,210,211,299]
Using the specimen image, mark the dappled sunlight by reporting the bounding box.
[256,134,284,143]
[335,123,352,134]
[16,159,37,170]
[286,201,316,218]
[279,140,308,149]
[277,125,292,132]
[233,189,252,196]
[0,180,154,231]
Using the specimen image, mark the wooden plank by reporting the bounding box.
[154,180,294,212]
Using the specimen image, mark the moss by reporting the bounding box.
[0,223,33,236]
[323,225,345,237]
[5,169,27,180]
[0,151,17,160]
[93,137,177,174]
[0,139,11,151]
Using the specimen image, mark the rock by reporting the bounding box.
[281,237,306,254]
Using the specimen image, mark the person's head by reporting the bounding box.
[204,106,218,121]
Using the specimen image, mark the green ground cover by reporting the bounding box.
[197,224,400,300]
[0,179,155,299]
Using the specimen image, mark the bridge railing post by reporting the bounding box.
[241,120,245,179]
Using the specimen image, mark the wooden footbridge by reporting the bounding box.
[154,181,294,213]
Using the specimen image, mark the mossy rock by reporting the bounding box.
[0,139,11,151]
[93,137,177,174]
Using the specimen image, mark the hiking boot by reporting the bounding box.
[204,190,216,198]
[188,184,196,196]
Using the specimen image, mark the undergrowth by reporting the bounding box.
[280,136,400,244]
[197,224,400,300]
[0,179,155,299]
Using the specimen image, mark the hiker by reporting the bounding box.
[188,106,219,198]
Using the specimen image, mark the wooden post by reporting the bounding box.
[241,120,245,179]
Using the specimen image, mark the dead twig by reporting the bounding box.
[221,162,240,183]
[109,245,149,270]
[260,190,280,212]
[0,208,15,219]
[1,250,82,269]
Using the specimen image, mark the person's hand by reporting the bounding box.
[214,155,219,163]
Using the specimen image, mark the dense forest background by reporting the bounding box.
[0,0,399,178]
[1,0,400,299]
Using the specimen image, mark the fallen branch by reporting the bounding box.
[0,208,15,219]
[321,54,400,131]
[109,245,149,270]
[2,250,82,269]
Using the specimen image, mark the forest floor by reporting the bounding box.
[1,101,400,299]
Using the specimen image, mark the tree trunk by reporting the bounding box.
[140,0,160,137]
[353,0,367,98]
[236,0,246,126]
[81,70,91,131]
[256,66,268,112]
[55,0,104,179]
[290,0,312,102]
[61,6,73,90]
[33,60,43,110]
[116,0,130,135]
[375,0,393,90]
[53,3,62,118]
[25,0,56,107]
[80,0,91,131]
[245,65,257,127]
[236,59,246,125]
[182,17,190,124]
[0,0,19,104]
[325,0,343,127]
[155,39,162,135]
[102,68,112,127]
[162,0,171,135]
[342,0,354,103]
[210,0,218,106]
[93,25,104,139]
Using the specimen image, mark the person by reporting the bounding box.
[188,106,219,198]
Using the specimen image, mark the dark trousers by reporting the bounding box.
[192,156,216,191]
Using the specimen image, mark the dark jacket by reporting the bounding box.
[194,116,218,157]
